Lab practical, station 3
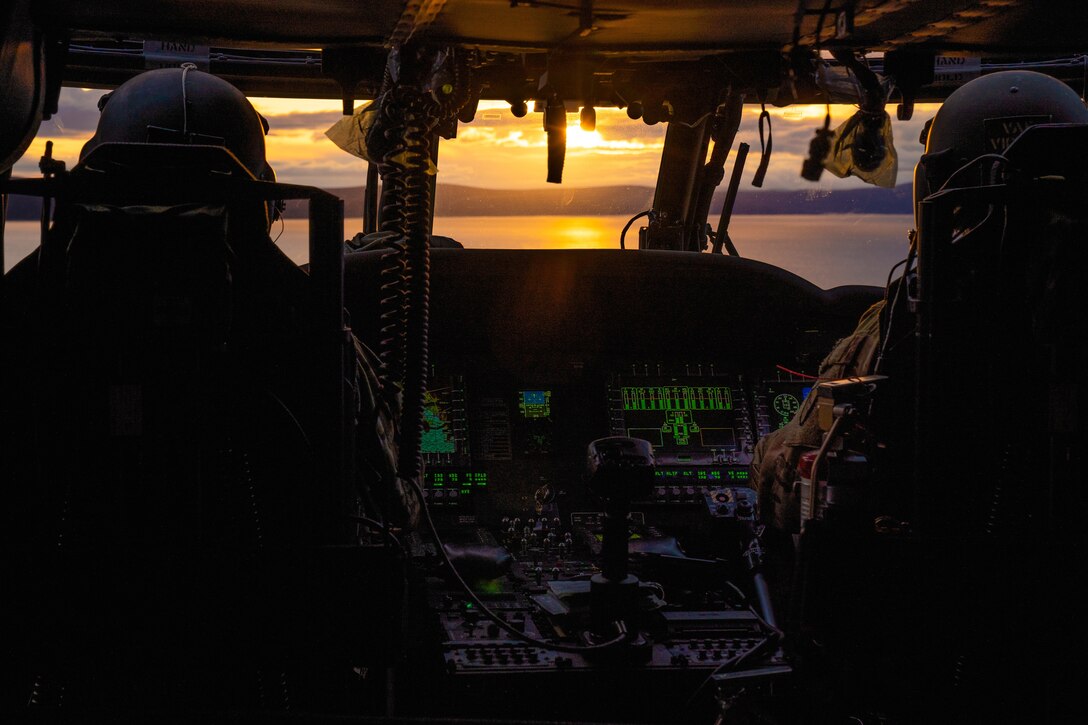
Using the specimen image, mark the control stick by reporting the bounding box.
[585,436,655,634]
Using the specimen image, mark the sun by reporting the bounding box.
[566,123,604,149]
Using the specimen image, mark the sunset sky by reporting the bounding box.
[13,87,938,194]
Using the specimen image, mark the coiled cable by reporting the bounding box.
[395,95,437,483]
[372,85,442,502]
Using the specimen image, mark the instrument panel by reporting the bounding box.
[417,361,816,528]
[340,248,881,527]
[344,248,881,721]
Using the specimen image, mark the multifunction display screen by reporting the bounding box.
[421,374,471,467]
[608,375,754,466]
[756,380,812,438]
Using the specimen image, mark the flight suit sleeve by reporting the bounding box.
[751,300,885,533]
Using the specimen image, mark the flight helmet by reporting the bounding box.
[1,0,44,175]
[915,70,1088,211]
[80,67,275,183]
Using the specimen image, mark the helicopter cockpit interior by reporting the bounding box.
[3,2,1087,723]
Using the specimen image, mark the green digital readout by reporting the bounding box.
[654,468,749,481]
[518,390,552,419]
[425,470,489,487]
[621,386,732,412]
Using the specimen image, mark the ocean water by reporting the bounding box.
[3,213,912,289]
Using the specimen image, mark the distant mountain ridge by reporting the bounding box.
[293,183,912,218]
[3,183,912,221]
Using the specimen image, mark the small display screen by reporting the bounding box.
[516,388,555,455]
[760,380,811,432]
[518,390,552,419]
[422,374,471,467]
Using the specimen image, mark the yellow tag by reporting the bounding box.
[325,101,439,174]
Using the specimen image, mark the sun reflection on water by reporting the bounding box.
[546,217,616,248]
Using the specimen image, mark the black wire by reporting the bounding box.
[271,214,285,243]
[410,476,630,654]
[347,514,405,554]
[875,232,917,375]
[620,210,653,250]
[937,154,1008,193]
[1082,53,1087,103]
[681,554,785,710]
[260,386,314,454]
[883,256,909,302]
[684,624,782,709]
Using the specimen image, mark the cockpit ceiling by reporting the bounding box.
[36,0,1084,55]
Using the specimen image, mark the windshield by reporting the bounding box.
[5,89,936,287]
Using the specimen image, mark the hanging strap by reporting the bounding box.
[752,103,773,188]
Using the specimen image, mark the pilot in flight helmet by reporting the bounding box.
[914,70,1088,212]
[80,66,276,180]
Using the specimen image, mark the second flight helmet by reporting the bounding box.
[914,70,1088,212]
